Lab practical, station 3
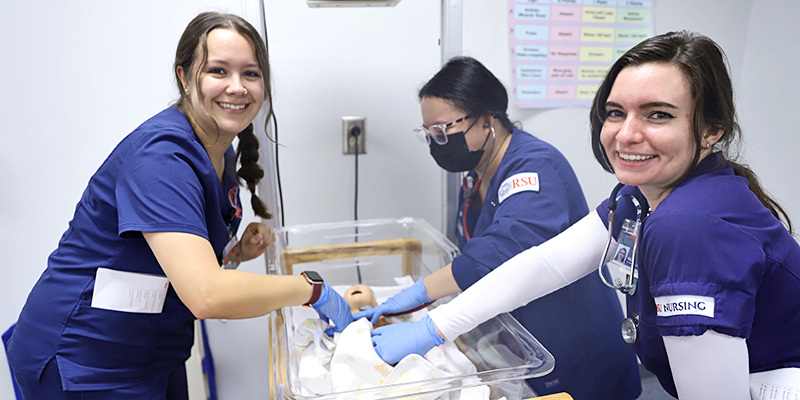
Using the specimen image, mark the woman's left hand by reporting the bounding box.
[312,283,355,335]
[239,222,275,261]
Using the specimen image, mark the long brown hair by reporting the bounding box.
[590,31,792,233]
[173,12,273,219]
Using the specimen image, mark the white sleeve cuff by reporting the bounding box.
[664,330,749,400]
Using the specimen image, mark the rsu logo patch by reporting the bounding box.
[498,172,539,203]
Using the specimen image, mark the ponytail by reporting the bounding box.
[729,160,793,234]
[236,124,272,220]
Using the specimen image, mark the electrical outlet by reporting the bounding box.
[342,116,365,155]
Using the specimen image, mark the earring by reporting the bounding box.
[184,87,189,94]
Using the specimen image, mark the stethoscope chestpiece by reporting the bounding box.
[621,314,639,345]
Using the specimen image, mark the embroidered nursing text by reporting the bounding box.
[654,295,715,318]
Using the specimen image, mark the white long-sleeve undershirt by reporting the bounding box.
[427,212,755,399]
[428,212,608,341]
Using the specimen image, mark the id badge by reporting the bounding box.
[606,218,639,294]
[221,236,241,270]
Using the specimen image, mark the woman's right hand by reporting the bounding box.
[353,278,432,324]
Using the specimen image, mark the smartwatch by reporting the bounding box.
[301,271,324,306]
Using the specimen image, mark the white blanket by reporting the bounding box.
[290,277,497,400]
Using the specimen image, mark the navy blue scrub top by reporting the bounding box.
[452,130,641,400]
[596,153,800,397]
[8,106,243,391]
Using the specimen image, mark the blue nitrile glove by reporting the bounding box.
[311,283,354,336]
[371,315,445,365]
[353,278,432,325]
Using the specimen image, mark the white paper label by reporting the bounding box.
[751,382,800,400]
[750,368,800,400]
[92,268,169,314]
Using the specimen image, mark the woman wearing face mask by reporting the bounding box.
[355,57,641,400]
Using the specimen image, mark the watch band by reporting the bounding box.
[301,271,323,306]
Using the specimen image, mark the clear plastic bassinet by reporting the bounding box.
[265,218,555,399]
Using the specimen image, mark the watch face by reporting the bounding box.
[303,270,323,283]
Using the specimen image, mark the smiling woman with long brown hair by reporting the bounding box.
[7,12,353,399]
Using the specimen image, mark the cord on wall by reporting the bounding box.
[259,0,285,229]
[353,126,362,284]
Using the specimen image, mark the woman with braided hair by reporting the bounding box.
[7,12,353,399]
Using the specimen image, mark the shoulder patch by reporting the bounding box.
[654,295,715,318]
[498,172,539,203]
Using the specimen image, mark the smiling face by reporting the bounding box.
[600,62,718,208]
[178,28,264,142]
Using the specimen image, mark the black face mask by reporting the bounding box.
[429,130,490,173]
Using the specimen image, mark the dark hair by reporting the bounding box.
[590,31,792,233]
[174,12,273,219]
[418,56,516,133]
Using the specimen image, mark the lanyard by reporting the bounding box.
[460,128,498,242]
[598,183,650,344]
[461,175,481,241]
[598,183,648,294]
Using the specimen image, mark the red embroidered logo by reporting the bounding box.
[228,186,242,219]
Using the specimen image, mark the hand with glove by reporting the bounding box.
[371,315,445,365]
[353,278,432,325]
[311,282,354,336]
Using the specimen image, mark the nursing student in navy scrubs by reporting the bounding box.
[356,57,641,400]
[7,12,352,399]
[367,32,800,399]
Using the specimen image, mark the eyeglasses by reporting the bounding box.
[413,116,470,145]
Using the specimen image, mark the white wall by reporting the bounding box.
[738,0,800,225]
[262,0,443,227]
[460,0,800,222]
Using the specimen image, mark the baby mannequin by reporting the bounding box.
[344,284,388,328]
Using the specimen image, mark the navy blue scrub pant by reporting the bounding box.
[13,357,189,400]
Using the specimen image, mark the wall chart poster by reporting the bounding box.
[509,0,654,108]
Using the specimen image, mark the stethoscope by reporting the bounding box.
[461,127,496,241]
[597,182,649,344]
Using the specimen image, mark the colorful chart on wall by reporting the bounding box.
[509,0,654,108]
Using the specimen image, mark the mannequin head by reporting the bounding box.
[344,284,378,314]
